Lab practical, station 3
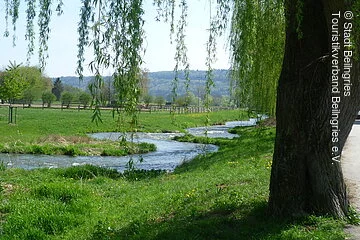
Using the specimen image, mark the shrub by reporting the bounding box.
[42,91,56,108]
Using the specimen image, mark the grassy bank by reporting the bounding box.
[0,107,246,156]
[0,125,347,239]
[0,136,156,157]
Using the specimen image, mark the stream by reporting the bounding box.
[0,118,257,171]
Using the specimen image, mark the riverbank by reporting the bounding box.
[0,107,246,158]
[0,125,347,239]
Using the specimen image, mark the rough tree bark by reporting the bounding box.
[269,0,360,217]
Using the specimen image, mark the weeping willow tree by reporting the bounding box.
[230,0,285,116]
[3,0,360,219]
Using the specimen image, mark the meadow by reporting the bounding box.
[0,107,350,239]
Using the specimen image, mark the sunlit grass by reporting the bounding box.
[0,125,347,239]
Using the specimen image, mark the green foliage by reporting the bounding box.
[55,70,231,103]
[154,95,165,107]
[20,66,52,105]
[41,91,56,107]
[52,77,64,101]
[38,0,52,69]
[0,62,29,103]
[172,0,190,112]
[174,94,194,107]
[79,92,92,108]
[77,0,146,129]
[142,94,153,107]
[61,91,74,108]
[25,0,36,63]
[0,64,49,105]
[10,0,20,46]
[230,0,285,116]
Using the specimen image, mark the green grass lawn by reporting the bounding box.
[0,107,247,141]
[0,109,349,239]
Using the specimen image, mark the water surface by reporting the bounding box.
[1,119,256,171]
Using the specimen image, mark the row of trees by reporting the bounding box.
[0,63,93,109]
[41,91,92,108]
[0,64,233,109]
[142,93,232,108]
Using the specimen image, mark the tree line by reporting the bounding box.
[0,63,93,108]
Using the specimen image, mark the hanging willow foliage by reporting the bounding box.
[76,0,145,127]
[2,0,284,121]
[38,0,53,70]
[173,0,190,113]
[153,0,192,121]
[25,0,36,63]
[230,0,285,117]
[155,0,231,121]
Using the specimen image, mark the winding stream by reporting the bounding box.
[0,119,257,171]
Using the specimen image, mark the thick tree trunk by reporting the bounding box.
[269,0,360,217]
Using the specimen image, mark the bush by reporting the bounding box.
[79,92,92,108]
[42,92,56,108]
[61,92,74,108]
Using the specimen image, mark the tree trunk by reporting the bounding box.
[268,0,360,217]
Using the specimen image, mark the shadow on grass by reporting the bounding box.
[90,201,294,240]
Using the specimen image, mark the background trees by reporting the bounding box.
[154,96,165,108]
[79,92,92,108]
[0,63,29,104]
[61,92,74,108]
[52,78,64,101]
[21,66,52,106]
[41,92,56,108]
[0,64,52,105]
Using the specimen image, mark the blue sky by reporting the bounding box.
[0,0,230,78]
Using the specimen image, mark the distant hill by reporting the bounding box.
[54,69,231,100]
